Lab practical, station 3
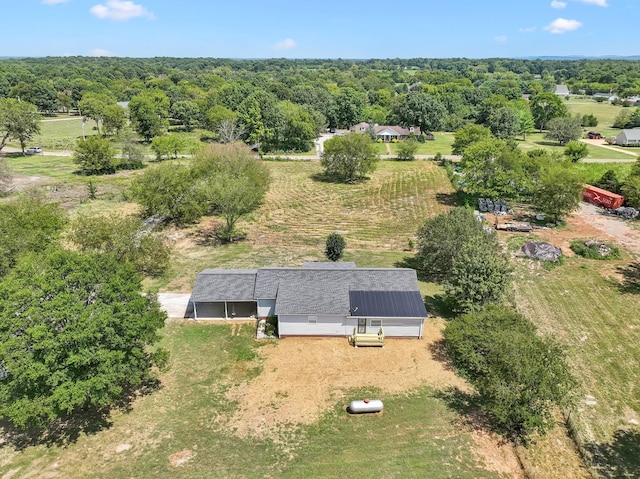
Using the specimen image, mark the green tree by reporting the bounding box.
[530,92,569,131]
[396,138,419,161]
[415,207,496,281]
[73,136,118,174]
[0,98,41,154]
[196,143,270,242]
[444,305,575,441]
[0,157,12,196]
[621,176,640,209]
[533,166,583,222]
[276,100,317,152]
[102,104,127,136]
[444,236,512,313]
[581,113,598,127]
[362,104,389,126]
[130,162,206,225]
[150,134,186,161]
[171,100,200,132]
[488,107,518,140]
[564,140,589,162]
[78,92,114,135]
[390,91,446,133]
[451,124,492,156]
[321,132,378,182]
[613,109,632,129]
[544,116,583,145]
[129,91,170,141]
[118,127,145,169]
[0,249,168,429]
[325,233,346,261]
[595,169,622,194]
[0,194,66,276]
[206,105,235,132]
[515,108,535,140]
[67,213,171,277]
[333,87,366,128]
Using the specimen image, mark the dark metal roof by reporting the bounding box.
[349,290,427,318]
[191,270,257,302]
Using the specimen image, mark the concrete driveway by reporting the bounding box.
[157,292,192,319]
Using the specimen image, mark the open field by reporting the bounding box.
[0,322,518,479]
[565,97,626,129]
[517,132,634,160]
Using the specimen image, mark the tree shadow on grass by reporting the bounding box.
[583,429,640,479]
[616,263,640,294]
[309,172,370,184]
[0,379,161,451]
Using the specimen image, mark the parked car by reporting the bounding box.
[25,146,43,155]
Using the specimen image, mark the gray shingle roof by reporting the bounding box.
[193,266,423,317]
[302,262,356,269]
[620,128,640,141]
[272,268,421,316]
[191,269,257,302]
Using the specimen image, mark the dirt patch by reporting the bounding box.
[169,449,194,468]
[470,430,524,478]
[226,320,466,439]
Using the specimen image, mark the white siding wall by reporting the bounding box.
[257,299,276,318]
[279,315,424,337]
[278,315,349,336]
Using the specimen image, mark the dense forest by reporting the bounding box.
[1,57,640,153]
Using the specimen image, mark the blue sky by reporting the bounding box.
[1,0,636,58]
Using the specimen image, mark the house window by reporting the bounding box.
[370,319,382,328]
[308,316,317,324]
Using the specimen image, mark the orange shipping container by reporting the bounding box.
[582,184,624,209]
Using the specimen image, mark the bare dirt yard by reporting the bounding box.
[225,320,523,477]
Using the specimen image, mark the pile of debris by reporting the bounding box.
[613,206,639,220]
[521,241,563,261]
[583,240,614,258]
[478,198,510,214]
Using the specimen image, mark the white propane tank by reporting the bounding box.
[348,398,384,414]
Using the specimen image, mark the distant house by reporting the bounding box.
[555,85,570,96]
[189,262,428,338]
[349,122,431,142]
[615,129,640,147]
[592,93,617,102]
[587,131,603,140]
[116,101,129,109]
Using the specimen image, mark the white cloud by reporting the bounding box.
[551,0,567,8]
[494,35,508,43]
[574,0,608,6]
[273,38,297,51]
[42,0,69,4]
[519,26,537,32]
[544,18,582,34]
[90,0,154,21]
[88,48,114,57]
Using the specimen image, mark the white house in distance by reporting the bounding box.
[189,262,428,338]
[349,122,434,142]
[615,128,640,147]
[554,84,570,96]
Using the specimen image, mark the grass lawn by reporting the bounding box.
[385,132,456,156]
[517,133,634,160]
[35,118,99,150]
[5,154,79,179]
[565,97,626,129]
[514,258,640,476]
[0,323,504,479]
[572,162,633,184]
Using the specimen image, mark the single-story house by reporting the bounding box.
[349,122,433,142]
[615,128,640,147]
[189,262,428,338]
[555,85,570,96]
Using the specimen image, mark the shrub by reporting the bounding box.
[570,239,621,260]
[325,232,346,261]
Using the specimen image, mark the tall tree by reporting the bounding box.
[129,91,170,142]
[390,91,446,132]
[444,305,575,441]
[488,107,518,140]
[451,124,492,156]
[321,132,378,182]
[333,88,366,128]
[73,136,118,174]
[0,98,41,154]
[0,249,168,429]
[515,108,534,140]
[78,92,115,135]
[533,166,583,222]
[544,116,583,146]
[530,92,568,131]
